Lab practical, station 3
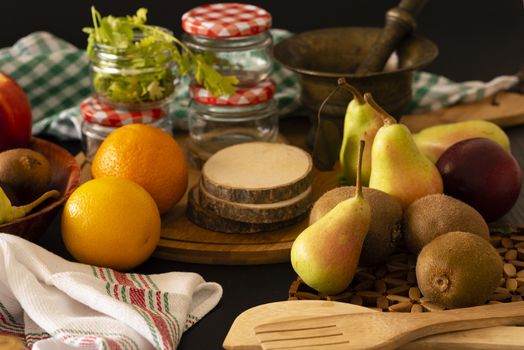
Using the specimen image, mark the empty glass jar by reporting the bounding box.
[181,3,273,86]
[187,79,279,165]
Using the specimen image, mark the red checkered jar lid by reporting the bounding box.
[191,79,275,106]
[182,3,272,38]
[80,96,167,127]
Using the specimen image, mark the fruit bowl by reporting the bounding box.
[0,137,80,241]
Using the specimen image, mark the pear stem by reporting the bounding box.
[317,78,365,124]
[337,78,364,105]
[364,92,397,125]
[317,84,341,126]
[16,190,61,216]
[355,139,365,199]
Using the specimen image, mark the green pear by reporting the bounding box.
[338,79,384,186]
[291,140,371,295]
[368,101,443,210]
[413,120,511,163]
[0,187,60,224]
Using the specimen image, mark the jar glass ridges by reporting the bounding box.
[89,28,176,110]
[181,3,273,86]
[188,79,279,165]
[80,96,172,162]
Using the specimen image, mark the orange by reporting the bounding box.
[61,177,161,271]
[91,124,188,214]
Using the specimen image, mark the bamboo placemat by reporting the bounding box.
[289,225,524,312]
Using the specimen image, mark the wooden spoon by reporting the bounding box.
[223,300,524,350]
[254,301,524,350]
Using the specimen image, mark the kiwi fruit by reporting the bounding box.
[403,194,489,255]
[416,231,502,308]
[310,186,402,266]
[0,148,52,203]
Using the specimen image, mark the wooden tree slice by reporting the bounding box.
[199,180,313,224]
[201,142,313,204]
[186,185,307,234]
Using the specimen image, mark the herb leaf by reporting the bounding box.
[83,6,238,104]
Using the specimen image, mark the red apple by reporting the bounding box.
[0,73,32,152]
[436,137,522,222]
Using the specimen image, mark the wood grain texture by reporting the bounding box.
[156,165,337,265]
[201,142,313,204]
[401,92,524,133]
[224,300,524,350]
[254,301,524,350]
[156,121,337,265]
[198,181,312,224]
[186,185,308,234]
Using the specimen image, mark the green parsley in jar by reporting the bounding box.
[83,7,237,109]
[89,34,176,110]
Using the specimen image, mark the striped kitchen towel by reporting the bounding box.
[0,233,222,350]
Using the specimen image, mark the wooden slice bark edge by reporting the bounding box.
[201,142,313,204]
[198,181,313,224]
[186,185,307,234]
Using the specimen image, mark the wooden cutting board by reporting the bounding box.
[76,127,339,265]
[155,163,337,265]
[401,91,524,133]
[223,300,524,350]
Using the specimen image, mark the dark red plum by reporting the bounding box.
[436,137,522,222]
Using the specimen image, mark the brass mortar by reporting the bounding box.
[273,26,438,167]
[274,27,438,118]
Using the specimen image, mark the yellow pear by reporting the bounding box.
[368,98,443,209]
[291,140,371,295]
[413,120,510,163]
[338,79,384,186]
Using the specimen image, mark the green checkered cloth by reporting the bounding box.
[0,32,91,138]
[0,31,518,140]
[0,30,301,140]
[407,71,518,114]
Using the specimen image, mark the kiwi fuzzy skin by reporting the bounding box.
[309,186,402,266]
[0,148,52,203]
[403,194,490,255]
[416,231,502,308]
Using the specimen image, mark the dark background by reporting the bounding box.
[2,1,524,349]
[1,0,523,82]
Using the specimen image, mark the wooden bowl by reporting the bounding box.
[0,137,80,241]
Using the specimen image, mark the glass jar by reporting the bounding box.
[80,96,173,162]
[187,79,279,165]
[181,3,273,86]
[89,28,176,110]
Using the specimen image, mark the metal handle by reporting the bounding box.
[356,0,427,74]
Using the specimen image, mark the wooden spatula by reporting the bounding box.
[254,301,524,350]
[223,300,524,350]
